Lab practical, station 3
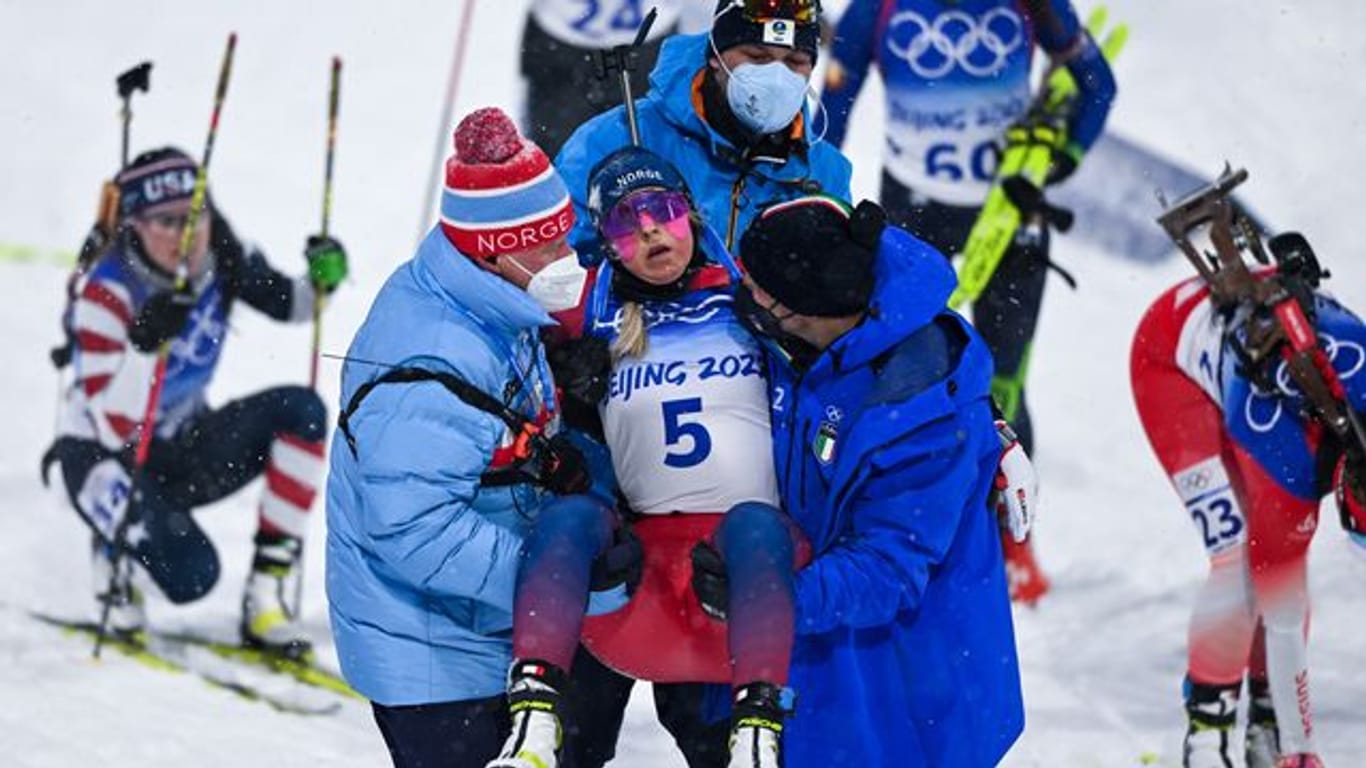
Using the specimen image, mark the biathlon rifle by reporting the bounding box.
[1156,165,1366,530]
[53,62,153,369]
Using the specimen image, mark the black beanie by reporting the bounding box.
[739,196,882,318]
[710,0,821,63]
[117,147,199,219]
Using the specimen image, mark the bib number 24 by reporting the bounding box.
[571,0,645,34]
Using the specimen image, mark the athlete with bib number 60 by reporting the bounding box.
[822,0,1118,604]
[1131,175,1366,768]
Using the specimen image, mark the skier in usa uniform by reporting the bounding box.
[44,147,347,656]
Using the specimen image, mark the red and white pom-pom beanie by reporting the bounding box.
[440,107,575,259]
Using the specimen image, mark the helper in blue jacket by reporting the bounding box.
[725,196,1025,766]
[556,0,852,253]
[326,108,605,768]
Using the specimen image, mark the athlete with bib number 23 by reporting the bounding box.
[821,0,1118,604]
[1132,175,1366,768]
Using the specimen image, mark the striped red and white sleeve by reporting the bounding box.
[71,277,158,450]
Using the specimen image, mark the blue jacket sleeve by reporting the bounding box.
[821,0,883,149]
[792,415,977,634]
[211,207,303,322]
[348,378,525,609]
[555,110,633,263]
[1031,0,1116,154]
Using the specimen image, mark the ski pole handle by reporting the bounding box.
[321,57,341,238]
[116,62,152,167]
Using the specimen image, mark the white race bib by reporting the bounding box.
[531,0,681,49]
[882,88,1028,206]
[1173,457,1247,558]
[77,458,133,540]
[601,299,779,515]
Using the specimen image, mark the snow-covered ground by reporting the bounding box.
[2,1,1363,765]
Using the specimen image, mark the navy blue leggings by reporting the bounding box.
[373,696,509,768]
[60,385,325,603]
[512,498,797,687]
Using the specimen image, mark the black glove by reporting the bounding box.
[128,288,196,352]
[690,540,729,621]
[305,234,348,294]
[1044,145,1080,186]
[547,336,612,407]
[1335,452,1365,538]
[590,525,644,594]
[1001,176,1075,234]
[538,433,591,496]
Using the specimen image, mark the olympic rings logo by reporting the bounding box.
[167,301,226,376]
[1244,333,1364,433]
[885,8,1025,79]
[1178,469,1211,495]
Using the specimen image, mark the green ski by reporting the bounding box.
[33,611,353,714]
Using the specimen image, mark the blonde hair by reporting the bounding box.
[612,301,648,361]
[607,211,705,362]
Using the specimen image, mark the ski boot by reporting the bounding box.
[1245,678,1279,768]
[1182,679,1238,768]
[241,532,312,660]
[727,682,792,768]
[486,659,566,768]
[92,538,145,641]
[1002,534,1051,606]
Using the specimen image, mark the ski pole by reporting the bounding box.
[296,56,342,621]
[418,0,477,247]
[96,32,238,660]
[309,56,341,389]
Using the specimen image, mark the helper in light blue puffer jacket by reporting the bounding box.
[325,108,604,767]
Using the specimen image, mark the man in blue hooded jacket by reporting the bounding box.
[556,0,851,253]
[726,196,1025,766]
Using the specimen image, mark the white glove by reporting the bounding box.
[991,420,1037,544]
